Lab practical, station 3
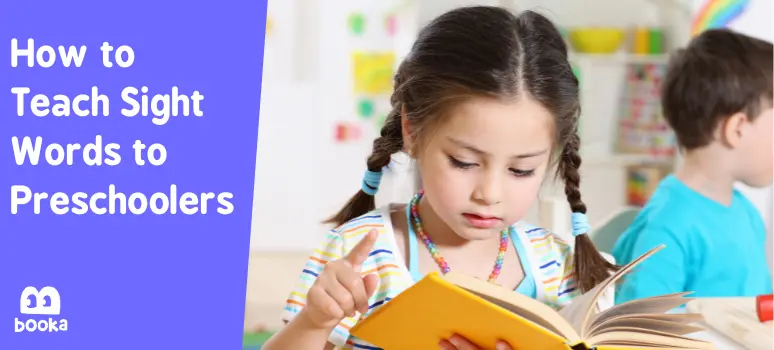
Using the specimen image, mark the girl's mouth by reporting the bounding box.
[462,213,502,229]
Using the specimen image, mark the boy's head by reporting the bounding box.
[661,28,773,187]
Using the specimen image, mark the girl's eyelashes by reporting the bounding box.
[510,168,536,177]
[448,155,477,169]
[448,155,536,177]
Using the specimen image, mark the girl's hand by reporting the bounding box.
[439,334,514,350]
[301,230,380,330]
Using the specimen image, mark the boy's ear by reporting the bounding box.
[401,105,414,157]
[720,112,748,148]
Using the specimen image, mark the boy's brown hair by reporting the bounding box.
[661,28,773,150]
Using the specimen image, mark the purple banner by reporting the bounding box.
[0,0,267,348]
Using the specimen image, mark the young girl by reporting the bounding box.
[263,6,617,350]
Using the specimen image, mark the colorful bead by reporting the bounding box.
[409,190,508,284]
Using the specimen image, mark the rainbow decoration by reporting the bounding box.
[691,0,751,36]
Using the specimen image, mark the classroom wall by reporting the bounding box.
[714,0,774,265]
[250,0,772,257]
[252,0,407,251]
[250,0,688,251]
[711,0,773,41]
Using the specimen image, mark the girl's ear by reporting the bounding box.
[401,105,414,157]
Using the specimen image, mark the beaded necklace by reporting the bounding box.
[409,190,509,284]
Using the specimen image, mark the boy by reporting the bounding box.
[612,28,773,304]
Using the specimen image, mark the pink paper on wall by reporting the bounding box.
[385,14,397,37]
[334,122,363,143]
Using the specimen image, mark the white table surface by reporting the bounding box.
[672,306,762,349]
[690,324,748,349]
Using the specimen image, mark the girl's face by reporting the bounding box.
[411,96,555,241]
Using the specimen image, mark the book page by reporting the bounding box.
[464,290,564,337]
[590,292,694,327]
[589,312,704,337]
[557,245,665,337]
[556,275,610,333]
[590,318,705,337]
[442,271,581,342]
[582,294,711,348]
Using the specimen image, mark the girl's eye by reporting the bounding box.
[448,156,476,169]
[510,169,535,177]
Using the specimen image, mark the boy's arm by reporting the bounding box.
[615,226,689,304]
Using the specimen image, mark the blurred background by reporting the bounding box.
[243,0,773,347]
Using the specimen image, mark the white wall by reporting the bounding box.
[713,0,773,41]
[252,0,408,251]
[712,0,774,265]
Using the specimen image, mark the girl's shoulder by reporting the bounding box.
[282,205,413,348]
[327,204,400,252]
[510,222,580,308]
[328,204,412,292]
[330,207,389,237]
[511,221,573,258]
[510,222,616,311]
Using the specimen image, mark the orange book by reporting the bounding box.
[350,245,714,350]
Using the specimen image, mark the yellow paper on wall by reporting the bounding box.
[352,51,395,95]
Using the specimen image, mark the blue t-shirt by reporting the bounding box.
[613,175,772,305]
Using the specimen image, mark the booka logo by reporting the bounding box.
[15,286,68,333]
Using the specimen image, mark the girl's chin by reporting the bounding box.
[453,224,507,241]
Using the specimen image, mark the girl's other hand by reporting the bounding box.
[438,334,514,350]
[301,229,380,330]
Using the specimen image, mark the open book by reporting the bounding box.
[350,245,714,350]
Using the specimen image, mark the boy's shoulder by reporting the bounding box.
[731,187,768,236]
[732,187,764,216]
[642,175,762,228]
[637,175,712,227]
[614,175,736,260]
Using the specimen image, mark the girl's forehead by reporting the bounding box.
[431,97,555,150]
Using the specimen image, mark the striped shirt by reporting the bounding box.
[281,204,613,349]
